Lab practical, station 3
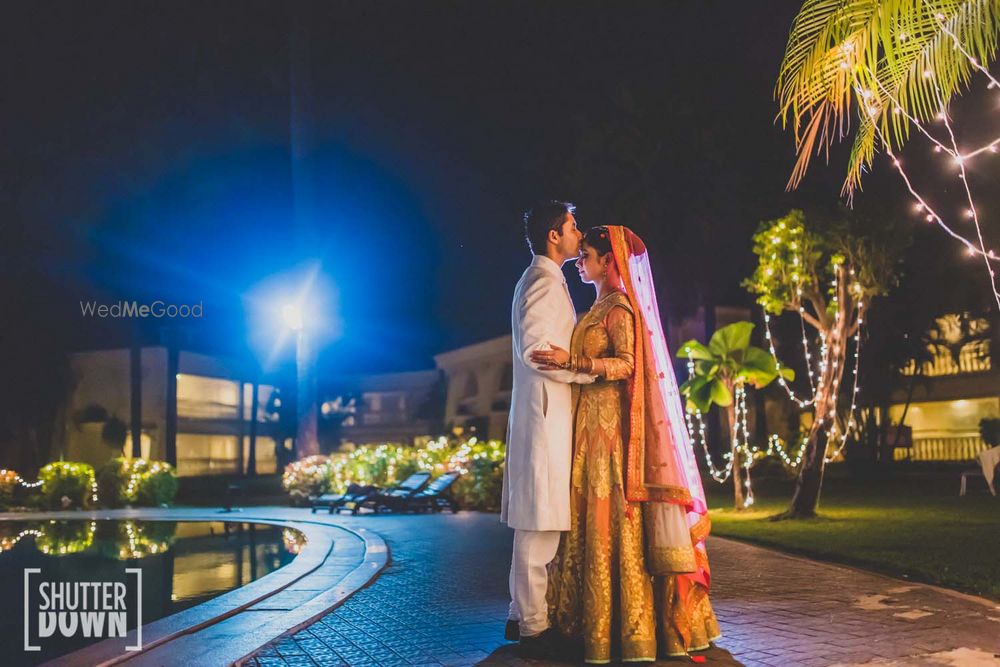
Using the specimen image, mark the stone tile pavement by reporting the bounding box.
[246,511,1000,667]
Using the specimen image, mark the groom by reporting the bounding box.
[501,200,595,656]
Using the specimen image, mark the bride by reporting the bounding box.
[530,225,720,663]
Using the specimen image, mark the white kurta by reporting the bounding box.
[500,255,594,532]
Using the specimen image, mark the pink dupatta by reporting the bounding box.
[608,226,712,589]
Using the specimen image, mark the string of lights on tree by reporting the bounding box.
[850,13,1000,312]
[683,264,865,505]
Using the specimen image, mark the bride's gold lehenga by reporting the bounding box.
[547,290,721,663]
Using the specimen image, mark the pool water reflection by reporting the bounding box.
[0,520,304,665]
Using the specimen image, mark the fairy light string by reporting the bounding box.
[848,15,1000,311]
[683,265,864,497]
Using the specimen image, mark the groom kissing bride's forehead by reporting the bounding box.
[501,200,721,663]
[523,200,582,264]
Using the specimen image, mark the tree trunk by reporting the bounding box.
[725,401,745,510]
[883,371,919,464]
[776,307,851,520]
[782,419,829,518]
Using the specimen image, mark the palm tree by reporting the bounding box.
[677,322,793,509]
[776,0,1000,197]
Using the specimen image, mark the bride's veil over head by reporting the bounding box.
[607,225,712,588]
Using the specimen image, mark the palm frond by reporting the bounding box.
[776,0,1000,196]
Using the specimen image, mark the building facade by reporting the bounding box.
[430,305,752,442]
[321,370,442,449]
[889,314,998,461]
[434,336,513,441]
[64,347,283,476]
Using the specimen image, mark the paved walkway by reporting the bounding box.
[245,511,1000,667]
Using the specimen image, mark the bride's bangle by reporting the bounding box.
[571,355,595,374]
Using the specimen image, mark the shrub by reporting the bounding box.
[282,455,333,506]
[96,460,128,508]
[133,462,178,506]
[96,459,177,507]
[35,520,94,555]
[283,437,507,510]
[452,458,504,511]
[0,469,17,508]
[39,462,95,509]
[98,520,177,559]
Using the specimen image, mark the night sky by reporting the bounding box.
[3,1,996,378]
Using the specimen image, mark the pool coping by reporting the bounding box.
[0,507,389,666]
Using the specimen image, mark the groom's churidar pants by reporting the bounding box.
[508,529,561,637]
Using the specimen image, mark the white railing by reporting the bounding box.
[901,341,991,377]
[893,436,988,462]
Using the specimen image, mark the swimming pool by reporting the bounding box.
[0,519,303,665]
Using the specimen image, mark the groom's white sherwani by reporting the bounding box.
[501,254,593,636]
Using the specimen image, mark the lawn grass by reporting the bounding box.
[704,468,1000,600]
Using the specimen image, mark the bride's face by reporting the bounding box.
[575,242,609,285]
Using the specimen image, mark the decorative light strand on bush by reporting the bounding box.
[0,529,43,552]
[685,407,733,483]
[0,470,44,489]
[682,347,810,495]
[683,352,735,483]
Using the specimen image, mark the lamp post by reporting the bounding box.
[283,303,320,458]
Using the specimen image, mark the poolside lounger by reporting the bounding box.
[310,483,375,514]
[401,471,461,513]
[358,471,461,514]
[352,470,433,514]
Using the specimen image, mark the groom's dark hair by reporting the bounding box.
[523,200,575,254]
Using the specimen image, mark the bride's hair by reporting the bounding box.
[583,226,612,256]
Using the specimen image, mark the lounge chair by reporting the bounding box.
[352,471,432,514]
[310,483,376,514]
[403,471,462,513]
[358,471,461,514]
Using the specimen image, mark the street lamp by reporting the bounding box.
[281,303,304,332]
[283,299,319,458]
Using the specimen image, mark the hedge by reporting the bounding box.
[282,437,506,510]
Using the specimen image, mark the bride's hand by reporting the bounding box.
[531,345,570,370]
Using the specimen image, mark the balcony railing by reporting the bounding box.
[360,412,409,426]
[901,341,991,377]
[178,400,276,421]
[892,436,988,462]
